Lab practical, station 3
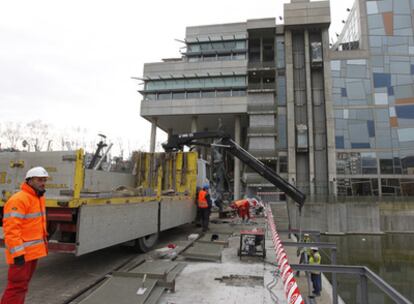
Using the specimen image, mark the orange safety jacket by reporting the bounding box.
[197,190,209,209]
[2,183,48,264]
[234,199,249,209]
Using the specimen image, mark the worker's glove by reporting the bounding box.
[14,255,25,266]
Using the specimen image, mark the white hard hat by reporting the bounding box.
[310,247,319,251]
[26,167,49,179]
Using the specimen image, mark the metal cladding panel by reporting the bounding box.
[160,198,196,231]
[83,170,136,192]
[76,201,159,255]
[0,151,77,197]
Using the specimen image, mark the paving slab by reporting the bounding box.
[78,276,158,304]
[182,242,224,262]
[130,260,178,279]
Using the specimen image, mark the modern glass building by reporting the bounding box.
[332,0,414,196]
[139,0,414,199]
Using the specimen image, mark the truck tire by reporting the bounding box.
[133,233,159,253]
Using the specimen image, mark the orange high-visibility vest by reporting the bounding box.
[2,183,48,264]
[234,199,249,209]
[197,190,208,208]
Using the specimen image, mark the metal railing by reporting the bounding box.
[291,264,412,304]
[283,241,338,303]
[281,241,412,304]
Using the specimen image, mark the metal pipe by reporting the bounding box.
[360,274,368,304]
[331,248,338,304]
[93,143,113,170]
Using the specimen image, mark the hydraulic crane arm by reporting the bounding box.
[163,131,306,209]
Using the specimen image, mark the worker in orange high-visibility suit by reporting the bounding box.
[231,199,251,222]
[1,167,49,304]
[197,184,211,232]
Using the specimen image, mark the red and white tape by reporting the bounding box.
[266,206,304,304]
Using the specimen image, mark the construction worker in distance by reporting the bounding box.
[295,233,311,277]
[1,167,49,304]
[197,184,211,232]
[309,247,322,297]
[230,198,251,223]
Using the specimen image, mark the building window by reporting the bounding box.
[187,91,200,99]
[216,90,231,97]
[145,76,247,91]
[201,90,215,98]
[144,93,156,101]
[188,56,201,62]
[157,92,171,100]
[263,37,275,62]
[337,178,379,196]
[232,89,246,97]
[279,156,288,173]
[233,53,246,60]
[218,54,231,61]
[203,54,216,61]
[172,92,185,99]
[249,38,261,62]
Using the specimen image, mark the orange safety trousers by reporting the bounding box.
[1,260,38,304]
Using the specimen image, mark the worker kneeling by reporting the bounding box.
[1,167,49,304]
[231,198,256,223]
[197,184,212,232]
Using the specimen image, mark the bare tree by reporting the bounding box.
[0,122,23,149]
[24,120,50,151]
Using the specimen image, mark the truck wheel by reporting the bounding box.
[134,233,158,253]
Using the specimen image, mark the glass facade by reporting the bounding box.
[186,39,247,62]
[332,0,414,196]
[145,76,246,91]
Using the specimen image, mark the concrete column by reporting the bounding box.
[191,116,198,133]
[285,30,297,185]
[304,30,315,196]
[150,118,157,153]
[234,116,241,200]
[167,128,173,141]
[322,29,337,195]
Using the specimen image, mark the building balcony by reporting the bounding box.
[140,95,248,118]
[247,61,276,70]
[247,126,278,136]
[143,59,247,79]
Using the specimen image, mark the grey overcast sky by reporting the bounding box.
[0,0,354,153]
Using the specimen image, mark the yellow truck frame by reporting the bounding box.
[0,150,199,255]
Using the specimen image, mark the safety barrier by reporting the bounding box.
[266,206,304,304]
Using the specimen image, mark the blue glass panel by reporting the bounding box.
[367,120,376,137]
[411,65,414,75]
[351,143,371,148]
[336,136,345,149]
[373,73,391,88]
[388,86,394,96]
[341,88,347,97]
[396,105,414,119]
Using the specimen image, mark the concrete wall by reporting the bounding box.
[287,199,414,233]
[284,0,330,26]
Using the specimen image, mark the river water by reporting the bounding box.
[321,234,414,303]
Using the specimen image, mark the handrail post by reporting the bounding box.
[360,273,368,304]
[331,248,338,304]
